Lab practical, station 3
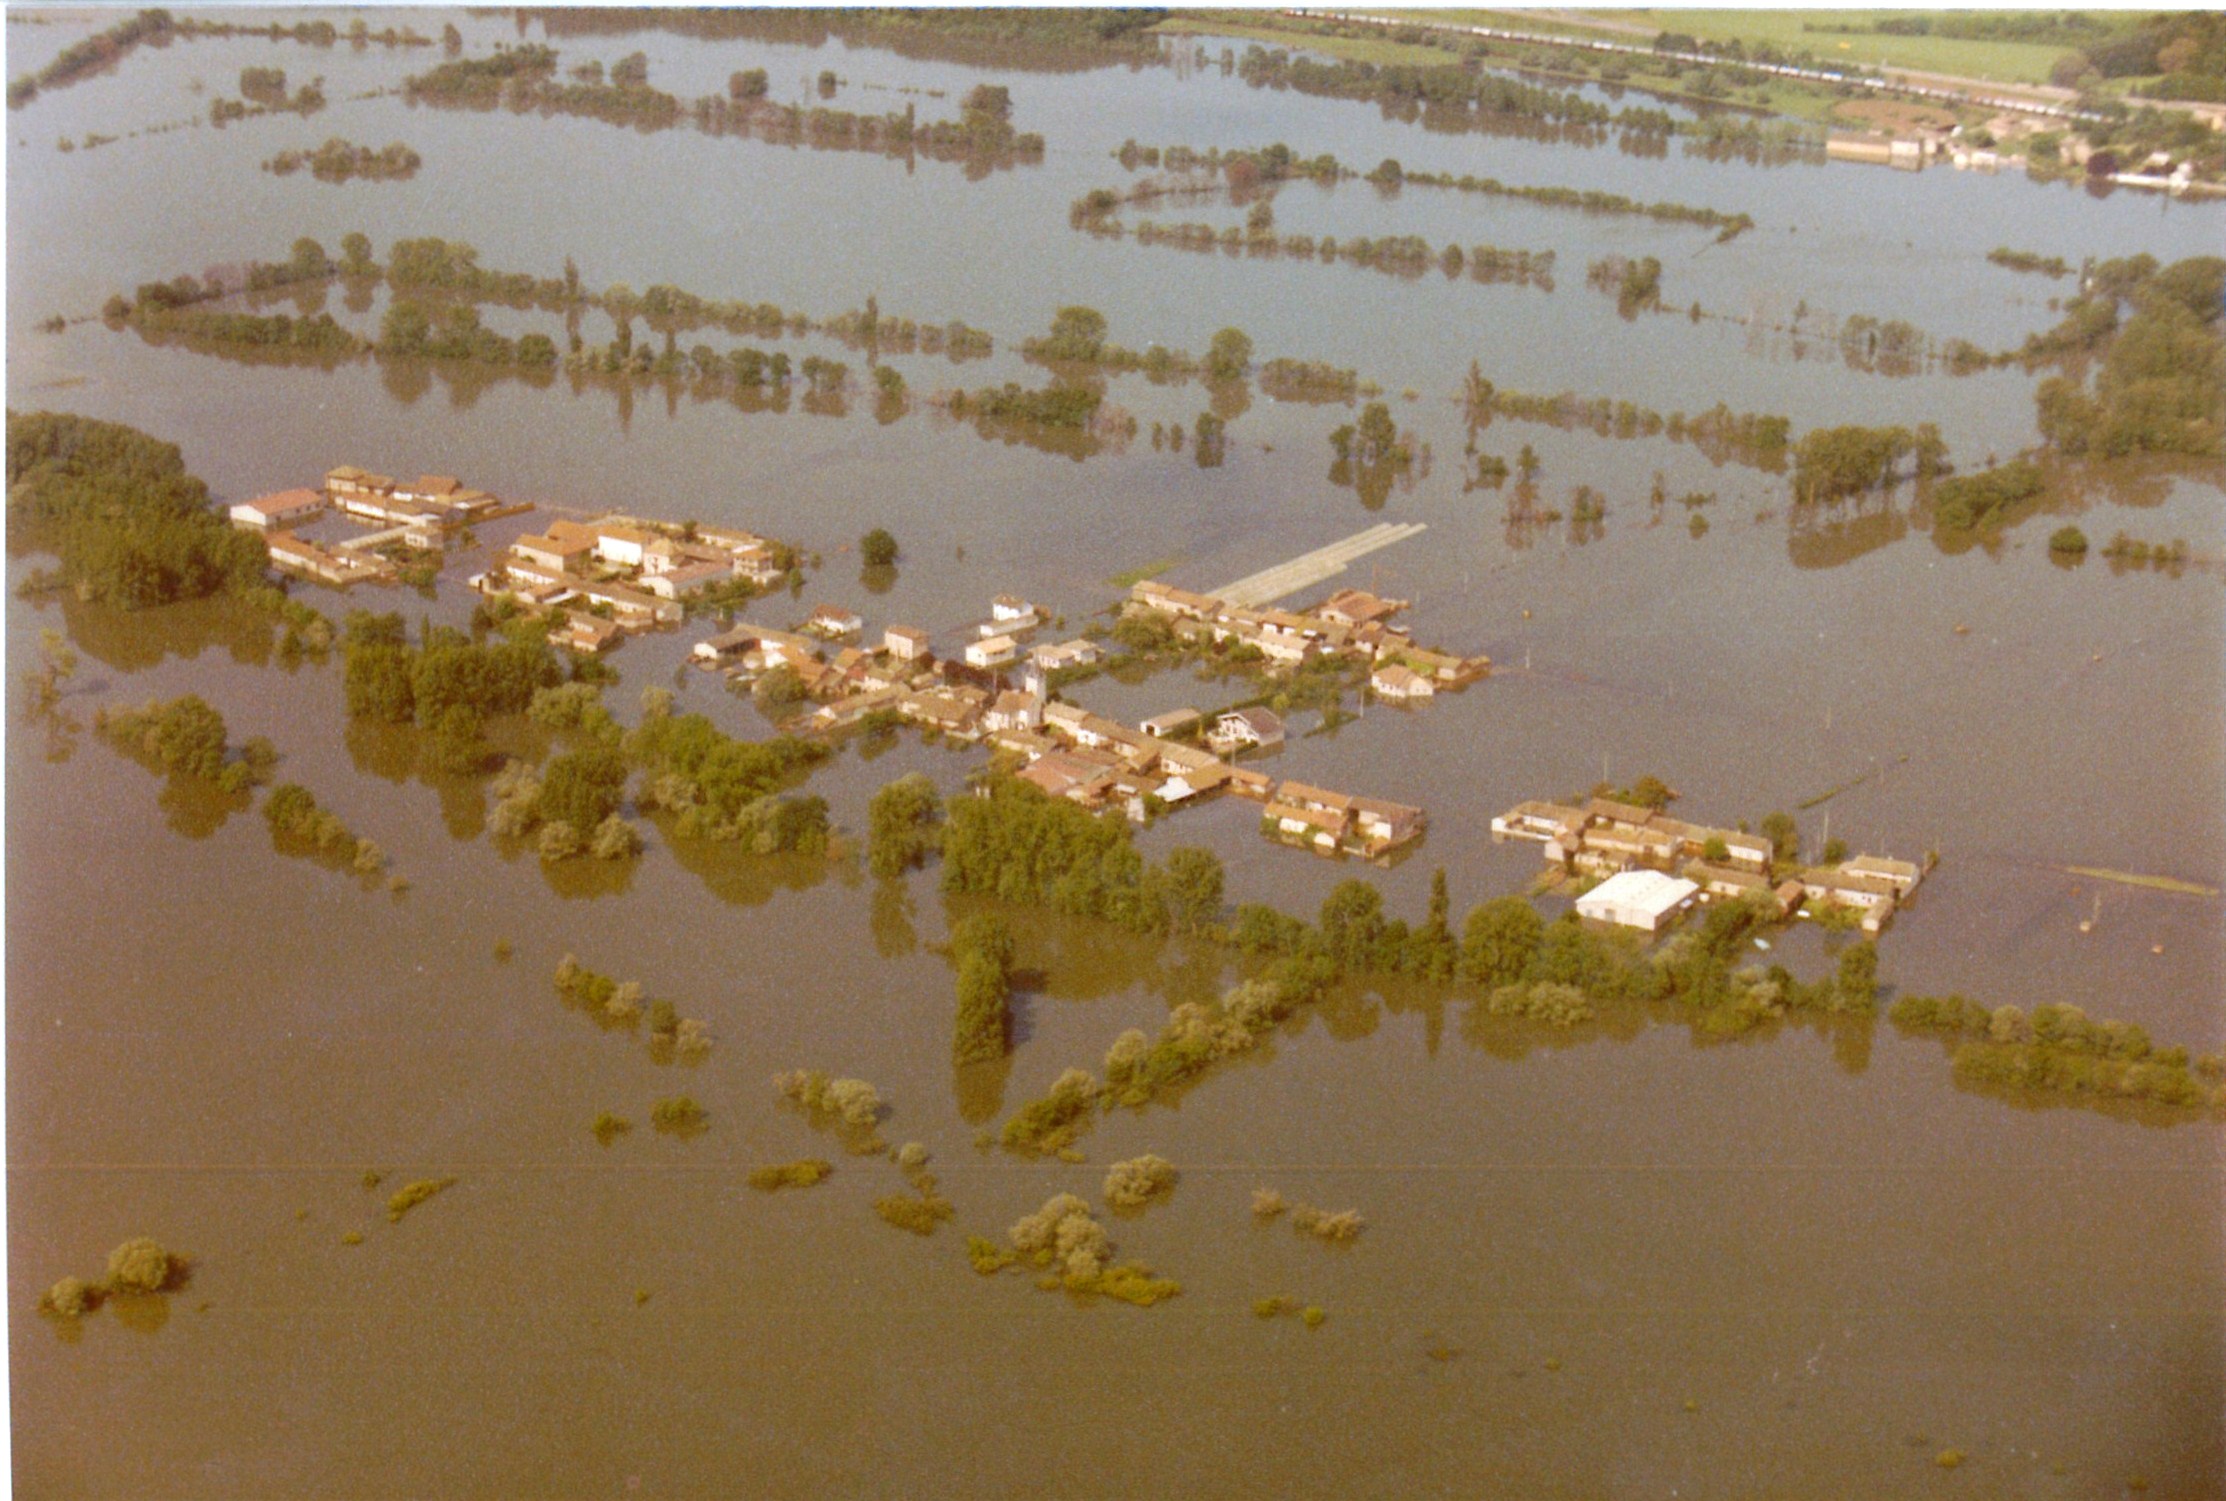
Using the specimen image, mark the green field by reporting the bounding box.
[1387,9,2077,88]
[1582,11,2076,89]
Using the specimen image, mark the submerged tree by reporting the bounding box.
[952,911,1016,1065]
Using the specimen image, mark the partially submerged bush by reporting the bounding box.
[1291,1204,1365,1243]
[987,1193,1180,1305]
[386,1177,457,1223]
[651,1096,707,1132]
[1087,1262,1182,1307]
[773,1070,876,1125]
[105,1236,185,1293]
[1251,1187,1288,1219]
[896,1141,930,1172]
[1090,965,1331,1115]
[537,819,583,861]
[967,1235,1019,1274]
[1103,1153,1178,1209]
[591,1112,632,1144]
[749,1159,833,1192]
[874,1191,956,1234]
[1890,995,2223,1110]
[589,813,642,860]
[605,981,644,1024]
[40,1275,102,1318]
[1484,981,1594,1026]
[555,957,710,1056]
[999,1068,1099,1153]
[39,1236,194,1321]
[264,783,364,863]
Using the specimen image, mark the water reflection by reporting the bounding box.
[1787,496,1909,569]
[138,767,246,839]
[870,879,918,958]
[44,593,277,675]
[533,848,638,901]
[107,1291,173,1336]
[658,832,833,909]
[341,718,493,840]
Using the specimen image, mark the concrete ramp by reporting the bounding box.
[1209,522,1428,607]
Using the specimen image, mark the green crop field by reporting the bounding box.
[1583,11,2077,88]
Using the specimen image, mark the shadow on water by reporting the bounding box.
[45,593,278,675]
[341,718,496,841]
[108,1291,173,1336]
[659,832,835,910]
[1787,496,1909,570]
[936,895,1230,1010]
[1786,454,2207,570]
[871,879,919,958]
[126,764,247,840]
[953,1053,1013,1125]
[537,850,640,901]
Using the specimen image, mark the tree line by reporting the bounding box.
[1112,140,1755,240]
[1791,423,1949,505]
[175,13,437,49]
[1461,363,1792,471]
[1890,994,2220,1108]
[264,138,422,183]
[100,235,993,385]
[404,46,1046,171]
[7,7,174,108]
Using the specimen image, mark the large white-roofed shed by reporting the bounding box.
[1575,869,1700,932]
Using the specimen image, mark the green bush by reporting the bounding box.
[749,1159,832,1191]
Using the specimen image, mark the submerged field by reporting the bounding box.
[7,7,2224,1498]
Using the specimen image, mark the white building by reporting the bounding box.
[966,634,1018,669]
[1575,870,1699,933]
[229,488,325,528]
[593,524,656,569]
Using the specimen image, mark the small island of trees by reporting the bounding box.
[264,138,423,183]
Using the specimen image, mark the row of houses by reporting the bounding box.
[506,517,786,599]
[263,531,391,587]
[1126,579,1489,689]
[230,466,533,592]
[325,467,511,528]
[476,516,800,647]
[1493,796,1926,933]
[975,694,1423,857]
[697,605,1424,856]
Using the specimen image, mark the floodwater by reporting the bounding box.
[8,9,2223,1497]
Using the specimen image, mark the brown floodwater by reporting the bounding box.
[8,9,2224,1497]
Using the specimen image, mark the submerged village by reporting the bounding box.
[229,462,1928,935]
[13,7,2226,1494]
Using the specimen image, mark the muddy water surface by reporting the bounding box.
[8,9,2223,1497]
